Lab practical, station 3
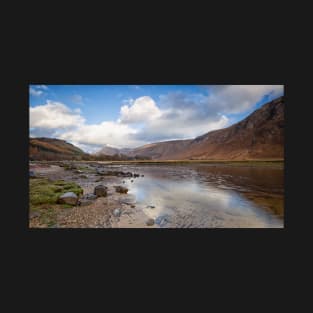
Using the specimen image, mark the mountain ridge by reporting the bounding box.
[100,96,284,160]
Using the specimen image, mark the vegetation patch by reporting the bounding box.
[29,178,83,227]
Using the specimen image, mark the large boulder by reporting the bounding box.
[58,192,78,205]
[94,185,108,197]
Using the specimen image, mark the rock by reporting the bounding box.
[29,170,36,178]
[147,205,155,209]
[75,170,83,174]
[155,214,171,227]
[131,205,136,208]
[94,185,108,197]
[69,164,77,170]
[113,208,121,217]
[83,193,97,200]
[96,168,104,175]
[141,175,144,177]
[79,199,93,206]
[131,180,134,183]
[114,186,128,194]
[146,218,155,226]
[58,192,78,205]
[29,211,41,219]
[134,174,140,178]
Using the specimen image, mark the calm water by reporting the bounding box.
[110,163,284,228]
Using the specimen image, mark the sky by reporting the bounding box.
[29,85,284,153]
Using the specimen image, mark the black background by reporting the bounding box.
[3,2,309,310]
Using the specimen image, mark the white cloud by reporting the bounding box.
[29,85,284,152]
[30,100,85,129]
[29,87,43,96]
[119,96,161,123]
[37,85,48,90]
[134,108,229,142]
[59,121,144,149]
[206,85,284,114]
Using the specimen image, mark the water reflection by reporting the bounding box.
[111,164,284,228]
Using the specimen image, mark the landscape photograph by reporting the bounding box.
[29,85,284,228]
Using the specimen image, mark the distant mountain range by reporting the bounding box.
[30,96,284,161]
[95,145,132,156]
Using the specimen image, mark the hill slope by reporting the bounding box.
[29,137,85,160]
[126,96,284,160]
[95,145,120,156]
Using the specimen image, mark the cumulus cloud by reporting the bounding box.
[205,85,284,114]
[133,85,283,142]
[59,121,144,149]
[30,100,85,129]
[37,85,48,90]
[119,96,161,123]
[29,87,43,96]
[29,85,284,152]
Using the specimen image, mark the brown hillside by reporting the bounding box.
[128,96,284,160]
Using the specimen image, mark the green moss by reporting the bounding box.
[29,178,83,227]
[30,178,83,206]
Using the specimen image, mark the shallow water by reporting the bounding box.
[111,163,284,228]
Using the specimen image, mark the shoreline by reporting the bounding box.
[29,161,284,228]
[30,159,284,169]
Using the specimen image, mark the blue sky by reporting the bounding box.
[29,85,284,153]
[30,85,209,124]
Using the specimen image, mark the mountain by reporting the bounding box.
[29,137,85,160]
[32,96,284,161]
[95,145,120,156]
[126,140,192,159]
[124,96,284,160]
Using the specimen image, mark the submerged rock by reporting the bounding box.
[94,185,108,197]
[114,186,128,194]
[155,214,171,227]
[58,192,78,205]
[146,218,155,226]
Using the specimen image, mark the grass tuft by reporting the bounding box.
[29,178,83,227]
